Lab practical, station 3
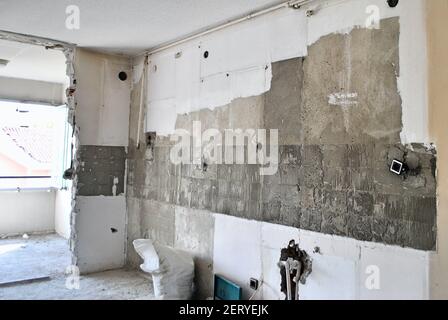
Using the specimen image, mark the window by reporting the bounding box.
[0,100,70,190]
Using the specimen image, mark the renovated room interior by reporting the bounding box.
[0,0,447,301]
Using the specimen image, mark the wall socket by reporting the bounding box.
[249,278,259,290]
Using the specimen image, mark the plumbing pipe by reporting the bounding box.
[142,0,315,56]
[136,55,148,149]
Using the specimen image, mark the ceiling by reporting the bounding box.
[0,39,68,84]
[0,0,285,56]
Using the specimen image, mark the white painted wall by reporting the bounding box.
[0,188,72,239]
[74,49,131,146]
[213,214,429,300]
[54,188,72,239]
[144,8,307,136]
[0,190,55,236]
[143,0,429,145]
[0,76,65,105]
[0,39,68,84]
[74,195,126,273]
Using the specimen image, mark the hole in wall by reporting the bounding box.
[145,132,156,161]
[146,132,156,147]
[279,240,312,300]
[118,71,127,81]
[387,0,399,8]
[203,51,209,59]
[110,228,118,233]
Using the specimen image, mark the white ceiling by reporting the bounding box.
[0,0,284,56]
[0,39,68,84]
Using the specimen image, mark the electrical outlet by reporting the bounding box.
[249,278,259,290]
[390,159,403,175]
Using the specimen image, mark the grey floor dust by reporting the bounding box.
[0,234,70,284]
[0,234,154,300]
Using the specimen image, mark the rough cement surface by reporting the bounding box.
[77,145,126,196]
[264,57,303,145]
[0,269,154,300]
[174,206,215,300]
[125,17,438,299]
[176,95,264,133]
[0,234,71,284]
[0,234,153,299]
[140,199,176,246]
[127,75,217,299]
[301,18,402,145]
[125,197,142,268]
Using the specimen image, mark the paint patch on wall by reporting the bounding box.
[141,0,429,144]
[145,9,307,136]
[328,92,358,107]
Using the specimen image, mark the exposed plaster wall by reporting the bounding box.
[126,0,435,299]
[307,0,429,145]
[427,0,448,300]
[72,48,131,273]
[129,34,436,251]
[142,8,307,136]
[141,0,429,145]
[77,145,126,197]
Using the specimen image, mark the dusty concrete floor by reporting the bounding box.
[0,234,154,300]
[0,269,155,300]
[0,233,71,284]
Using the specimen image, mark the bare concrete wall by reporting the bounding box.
[128,18,436,250]
[126,17,438,298]
[126,64,216,299]
[77,145,126,196]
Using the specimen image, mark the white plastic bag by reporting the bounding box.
[133,239,194,299]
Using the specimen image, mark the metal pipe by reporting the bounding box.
[143,0,314,56]
[284,261,292,300]
[136,55,148,149]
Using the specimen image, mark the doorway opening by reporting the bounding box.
[0,38,73,286]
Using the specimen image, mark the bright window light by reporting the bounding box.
[0,100,70,190]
